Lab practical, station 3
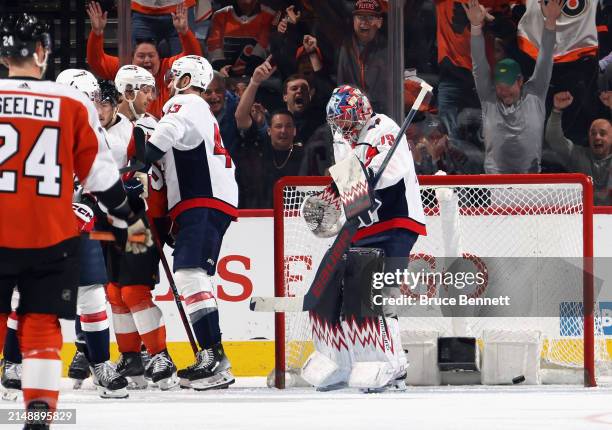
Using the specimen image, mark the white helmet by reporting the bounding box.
[169,55,213,92]
[56,69,100,102]
[114,65,156,119]
[114,64,156,94]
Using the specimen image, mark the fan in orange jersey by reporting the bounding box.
[207,0,275,76]
[0,13,153,429]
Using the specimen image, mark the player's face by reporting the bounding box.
[283,79,311,114]
[353,14,382,44]
[495,78,522,106]
[95,100,116,129]
[133,85,155,115]
[133,43,161,76]
[589,119,612,159]
[203,79,225,116]
[269,113,296,150]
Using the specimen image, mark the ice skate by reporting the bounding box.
[149,350,179,390]
[116,352,147,390]
[90,361,129,399]
[188,343,235,391]
[68,351,90,389]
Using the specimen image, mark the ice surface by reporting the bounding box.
[2,378,612,429]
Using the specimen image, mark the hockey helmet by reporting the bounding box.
[0,14,52,58]
[114,64,156,95]
[98,79,120,106]
[167,55,214,92]
[56,69,101,102]
[0,13,52,73]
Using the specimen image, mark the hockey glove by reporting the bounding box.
[108,211,154,254]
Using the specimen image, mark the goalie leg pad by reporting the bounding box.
[301,350,347,389]
[305,260,352,389]
[342,247,385,318]
[343,316,407,390]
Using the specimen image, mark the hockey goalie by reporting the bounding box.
[299,85,427,392]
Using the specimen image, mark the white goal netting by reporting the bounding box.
[274,175,610,387]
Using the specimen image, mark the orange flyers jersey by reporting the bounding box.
[0,78,119,249]
[436,0,513,70]
[207,5,275,73]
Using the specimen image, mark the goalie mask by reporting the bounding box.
[56,69,101,102]
[326,85,373,144]
[115,64,156,119]
[0,13,52,75]
[166,55,214,93]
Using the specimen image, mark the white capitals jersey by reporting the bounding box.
[148,93,238,219]
[333,113,426,241]
[106,113,133,168]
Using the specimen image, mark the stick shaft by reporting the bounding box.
[150,223,199,357]
[88,231,145,243]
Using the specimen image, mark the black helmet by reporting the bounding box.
[98,80,120,106]
[0,13,52,58]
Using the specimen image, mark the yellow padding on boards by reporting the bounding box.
[58,341,275,377]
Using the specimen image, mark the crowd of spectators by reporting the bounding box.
[79,0,610,207]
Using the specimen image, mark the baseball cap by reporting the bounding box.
[353,0,383,15]
[494,58,522,86]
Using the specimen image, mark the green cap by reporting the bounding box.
[494,58,521,86]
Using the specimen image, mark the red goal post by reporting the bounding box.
[273,174,597,388]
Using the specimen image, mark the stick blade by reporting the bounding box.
[249,296,305,312]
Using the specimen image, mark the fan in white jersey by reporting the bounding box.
[146,55,238,390]
[300,85,427,392]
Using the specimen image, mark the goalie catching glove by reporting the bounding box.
[301,183,346,238]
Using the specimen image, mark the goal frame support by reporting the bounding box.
[273,173,595,388]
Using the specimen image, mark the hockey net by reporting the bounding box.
[273,174,610,388]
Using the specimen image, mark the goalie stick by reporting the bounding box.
[250,81,433,313]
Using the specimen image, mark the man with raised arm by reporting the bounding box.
[464,0,562,173]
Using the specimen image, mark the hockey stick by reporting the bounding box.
[251,81,433,313]
[150,222,199,357]
[89,231,146,243]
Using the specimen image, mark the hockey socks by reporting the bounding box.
[4,312,22,363]
[0,313,7,358]
[174,268,222,349]
[18,314,62,414]
[77,284,110,364]
[108,283,167,355]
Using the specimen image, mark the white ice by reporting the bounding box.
[3,378,612,430]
